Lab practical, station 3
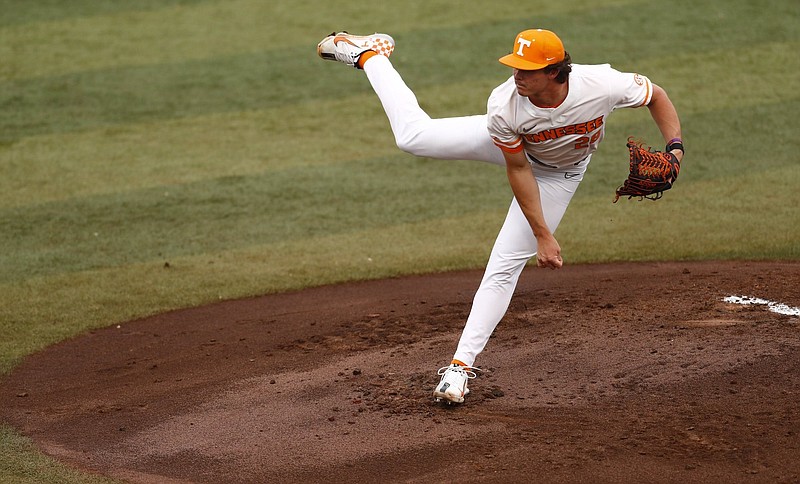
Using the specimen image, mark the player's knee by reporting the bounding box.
[394,135,423,156]
[483,264,524,289]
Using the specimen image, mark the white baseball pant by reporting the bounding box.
[363,55,584,367]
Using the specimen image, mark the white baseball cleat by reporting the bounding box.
[317,31,395,68]
[433,363,477,404]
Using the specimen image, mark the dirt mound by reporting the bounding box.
[2,261,799,483]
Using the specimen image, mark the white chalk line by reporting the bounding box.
[723,295,800,317]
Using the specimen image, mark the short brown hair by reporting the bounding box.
[544,51,572,84]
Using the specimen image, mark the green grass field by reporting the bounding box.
[1,0,798,481]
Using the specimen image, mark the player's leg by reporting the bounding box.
[452,171,582,367]
[317,31,504,166]
[363,55,504,166]
[434,171,582,404]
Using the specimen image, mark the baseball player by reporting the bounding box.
[317,29,684,404]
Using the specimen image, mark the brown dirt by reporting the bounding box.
[2,261,799,483]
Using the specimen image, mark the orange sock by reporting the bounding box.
[357,50,378,69]
[451,359,468,368]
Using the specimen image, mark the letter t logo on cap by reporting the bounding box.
[515,37,532,56]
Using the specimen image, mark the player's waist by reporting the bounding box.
[526,152,590,172]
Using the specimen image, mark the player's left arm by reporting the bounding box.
[646,84,684,162]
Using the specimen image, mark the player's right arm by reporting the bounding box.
[487,80,562,269]
[503,149,562,270]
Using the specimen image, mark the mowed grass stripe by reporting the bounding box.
[0,95,400,208]
[0,158,509,283]
[0,209,507,373]
[368,0,798,85]
[562,0,797,66]
[1,47,327,143]
[558,165,800,262]
[579,97,800,196]
[644,41,800,107]
[0,0,210,27]
[1,0,641,80]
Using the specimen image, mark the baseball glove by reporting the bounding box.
[614,137,681,202]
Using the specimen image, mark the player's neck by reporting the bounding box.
[528,82,568,109]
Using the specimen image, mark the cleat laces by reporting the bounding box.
[437,365,479,380]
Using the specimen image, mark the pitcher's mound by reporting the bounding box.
[2,261,799,483]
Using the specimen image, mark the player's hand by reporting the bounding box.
[536,233,563,270]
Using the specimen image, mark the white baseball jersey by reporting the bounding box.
[487,64,653,169]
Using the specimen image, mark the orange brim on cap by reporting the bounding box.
[498,53,553,70]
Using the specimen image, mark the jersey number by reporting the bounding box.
[574,132,601,150]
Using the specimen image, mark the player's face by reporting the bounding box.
[513,68,551,97]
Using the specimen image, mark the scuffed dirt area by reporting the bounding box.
[1,261,799,483]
